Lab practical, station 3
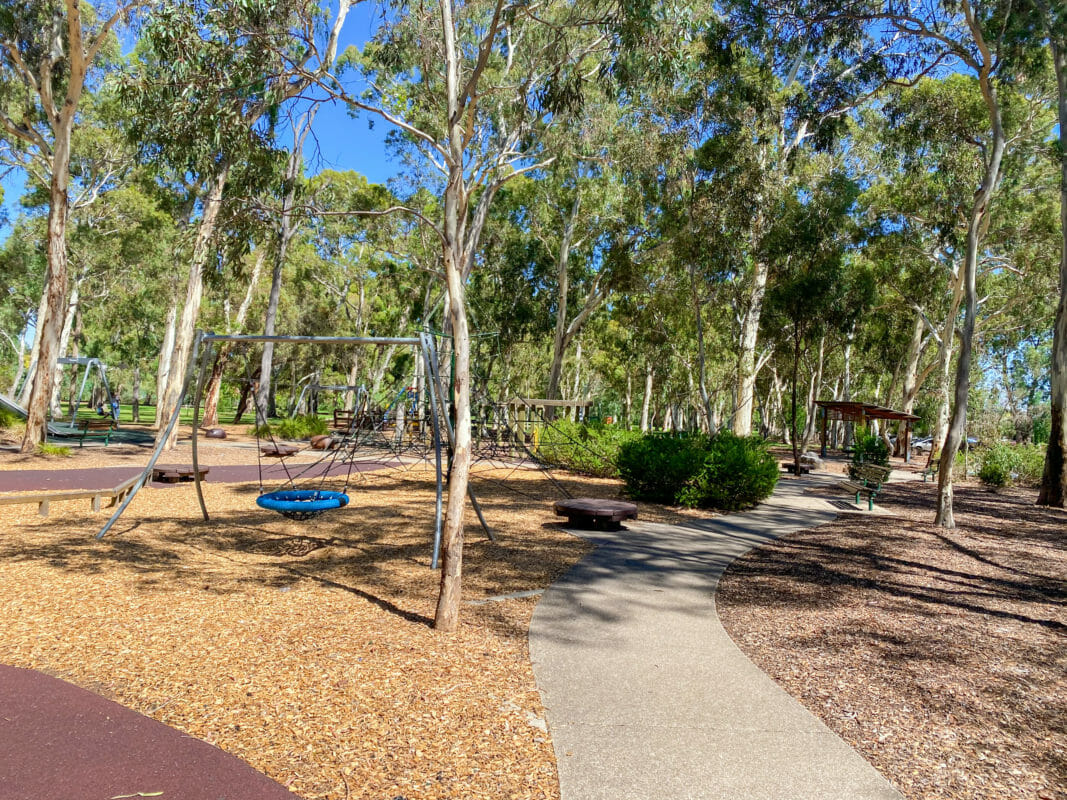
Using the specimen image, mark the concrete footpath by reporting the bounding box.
[529,472,903,800]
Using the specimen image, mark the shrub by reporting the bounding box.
[249,414,329,440]
[849,430,889,479]
[36,443,71,457]
[1015,443,1047,485]
[276,414,328,439]
[616,432,710,502]
[978,443,1019,488]
[538,419,639,478]
[677,432,779,511]
[0,406,20,429]
[616,430,779,511]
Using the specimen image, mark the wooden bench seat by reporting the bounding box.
[332,410,355,431]
[839,464,891,511]
[0,476,138,517]
[553,498,638,531]
[78,419,116,447]
[921,461,940,482]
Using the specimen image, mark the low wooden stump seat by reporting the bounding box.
[152,465,210,483]
[261,444,301,457]
[202,427,227,439]
[554,498,638,531]
[310,434,339,450]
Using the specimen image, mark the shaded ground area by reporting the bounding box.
[0,459,393,492]
[717,479,1067,800]
[0,664,300,800]
[0,465,646,800]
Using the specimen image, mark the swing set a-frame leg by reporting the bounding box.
[421,333,496,544]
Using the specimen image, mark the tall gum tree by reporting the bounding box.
[681,4,897,435]
[801,0,1044,527]
[305,0,639,630]
[124,0,352,446]
[1031,0,1067,506]
[0,0,146,450]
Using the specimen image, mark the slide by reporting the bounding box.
[0,394,79,437]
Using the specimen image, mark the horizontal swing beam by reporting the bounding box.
[202,334,421,346]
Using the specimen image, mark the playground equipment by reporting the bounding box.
[57,357,118,424]
[2,357,118,438]
[94,332,495,569]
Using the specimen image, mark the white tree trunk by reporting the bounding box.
[157,166,230,448]
[153,300,178,430]
[733,260,769,435]
[49,278,80,418]
[936,58,1008,528]
[640,364,653,433]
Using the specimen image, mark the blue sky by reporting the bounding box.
[1,1,398,238]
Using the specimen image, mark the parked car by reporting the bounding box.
[911,436,933,453]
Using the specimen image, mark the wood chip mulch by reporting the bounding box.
[0,464,649,800]
[716,479,1067,800]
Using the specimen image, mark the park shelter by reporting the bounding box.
[815,400,920,463]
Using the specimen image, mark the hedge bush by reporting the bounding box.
[616,432,710,502]
[677,432,779,511]
[249,414,329,440]
[978,442,1018,487]
[849,430,889,479]
[537,419,639,478]
[616,430,779,511]
[977,442,1046,487]
[1015,444,1046,485]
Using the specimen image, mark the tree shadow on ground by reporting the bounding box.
[717,479,1067,800]
[1,468,599,640]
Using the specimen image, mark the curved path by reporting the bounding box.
[0,664,300,800]
[530,472,903,800]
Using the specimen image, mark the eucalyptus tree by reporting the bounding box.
[298,0,649,630]
[125,0,351,446]
[673,3,896,438]
[795,0,1051,523]
[761,171,872,473]
[0,0,148,449]
[1023,0,1067,506]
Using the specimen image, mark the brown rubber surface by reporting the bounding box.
[0,664,301,800]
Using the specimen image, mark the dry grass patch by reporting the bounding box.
[0,465,639,800]
[717,479,1067,800]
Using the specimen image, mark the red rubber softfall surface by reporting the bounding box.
[0,664,302,800]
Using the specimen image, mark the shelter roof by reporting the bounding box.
[815,400,919,423]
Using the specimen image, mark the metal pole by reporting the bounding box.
[73,362,92,425]
[191,334,213,521]
[98,364,117,420]
[96,332,203,539]
[420,333,444,569]
[203,334,420,346]
[424,334,496,543]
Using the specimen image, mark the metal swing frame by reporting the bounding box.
[57,356,117,425]
[95,330,495,569]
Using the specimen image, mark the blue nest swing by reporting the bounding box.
[256,489,349,521]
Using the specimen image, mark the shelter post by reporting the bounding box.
[820,406,828,458]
